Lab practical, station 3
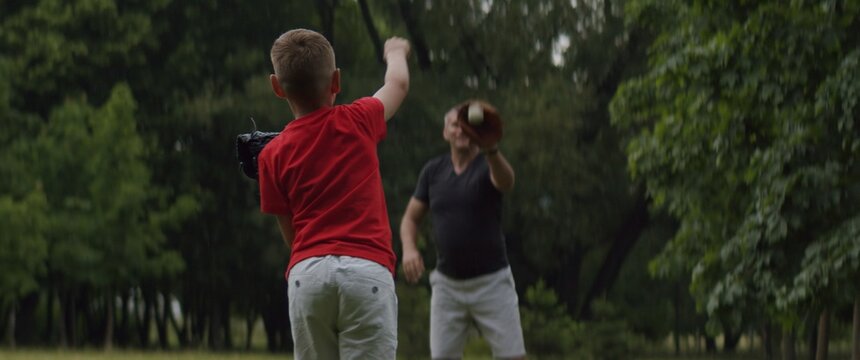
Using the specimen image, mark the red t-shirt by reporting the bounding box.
[258,97,395,277]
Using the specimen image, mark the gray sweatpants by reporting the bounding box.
[429,266,526,359]
[287,255,397,360]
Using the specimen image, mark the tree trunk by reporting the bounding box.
[119,291,129,347]
[749,328,756,354]
[69,291,78,347]
[280,323,291,352]
[698,332,704,354]
[45,287,54,344]
[579,190,649,320]
[705,336,717,353]
[782,327,796,360]
[356,0,384,64]
[154,292,169,350]
[209,302,224,350]
[84,292,100,346]
[191,311,204,347]
[458,32,498,85]
[764,323,775,360]
[809,313,819,360]
[853,296,859,360]
[167,301,187,348]
[673,280,681,356]
[816,309,830,360]
[552,242,586,315]
[104,292,114,351]
[397,0,432,69]
[315,0,337,47]
[262,279,291,352]
[725,328,742,352]
[262,304,279,352]
[137,288,153,348]
[262,311,276,352]
[58,291,68,348]
[16,292,39,345]
[245,311,255,350]
[63,290,78,348]
[222,300,232,350]
[5,303,15,349]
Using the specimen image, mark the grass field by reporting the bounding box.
[0,350,292,360]
[0,349,853,360]
[0,350,752,360]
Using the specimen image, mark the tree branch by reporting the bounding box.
[398,0,432,70]
[459,31,499,86]
[578,185,649,320]
[316,0,337,46]
[357,0,384,65]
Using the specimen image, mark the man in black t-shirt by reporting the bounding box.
[400,106,526,360]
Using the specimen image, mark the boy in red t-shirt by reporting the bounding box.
[258,29,410,359]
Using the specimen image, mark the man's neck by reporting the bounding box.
[450,147,479,170]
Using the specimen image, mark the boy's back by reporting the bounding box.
[259,97,395,276]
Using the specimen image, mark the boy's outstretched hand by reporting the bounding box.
[383,37,411,63]
[375,37,411,121]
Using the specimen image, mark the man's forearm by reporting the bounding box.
[400,218,421,253]
[486,150,515,192]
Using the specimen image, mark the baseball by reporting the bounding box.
[467,102,484,125]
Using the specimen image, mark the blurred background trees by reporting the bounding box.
[612,0,860,358]
[1,0,857,359]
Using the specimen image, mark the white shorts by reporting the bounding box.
[287,256,397,360]
[429,267,526,359]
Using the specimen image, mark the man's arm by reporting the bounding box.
[276,214,295,249]
[373,37,411,121]
[400,197,428,283]
[485,148,515,192]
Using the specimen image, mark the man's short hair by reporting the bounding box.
[270,29,335,104]
[444,108,458,124]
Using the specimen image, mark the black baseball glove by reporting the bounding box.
[236,127,280,180]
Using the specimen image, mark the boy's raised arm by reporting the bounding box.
[374,37,411,121]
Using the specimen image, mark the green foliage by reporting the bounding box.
[30,84,193,289]
[612,0,860,332]
[0,0,170,108]
[395,282,431,358]
[584,300,647,360]
[504,75,632,273]
[520,280,586,357]
[521,281,645,359]
[611,219,696,341]
[788,213,860,306]
[0,189,48,306]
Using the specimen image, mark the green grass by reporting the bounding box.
[1,349,853,360]
[0,350,291,360]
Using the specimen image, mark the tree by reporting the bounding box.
[612,0,860,355]
[0,191,48,349]
[33,85,194,348]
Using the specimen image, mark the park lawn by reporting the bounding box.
[0,350,292,360]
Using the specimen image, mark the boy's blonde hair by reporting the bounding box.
[270,29,335,105]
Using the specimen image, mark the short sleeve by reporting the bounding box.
[413,161,432,203]
[258,150,290,214]
[479,155,501,194]
[347,97,386,143]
